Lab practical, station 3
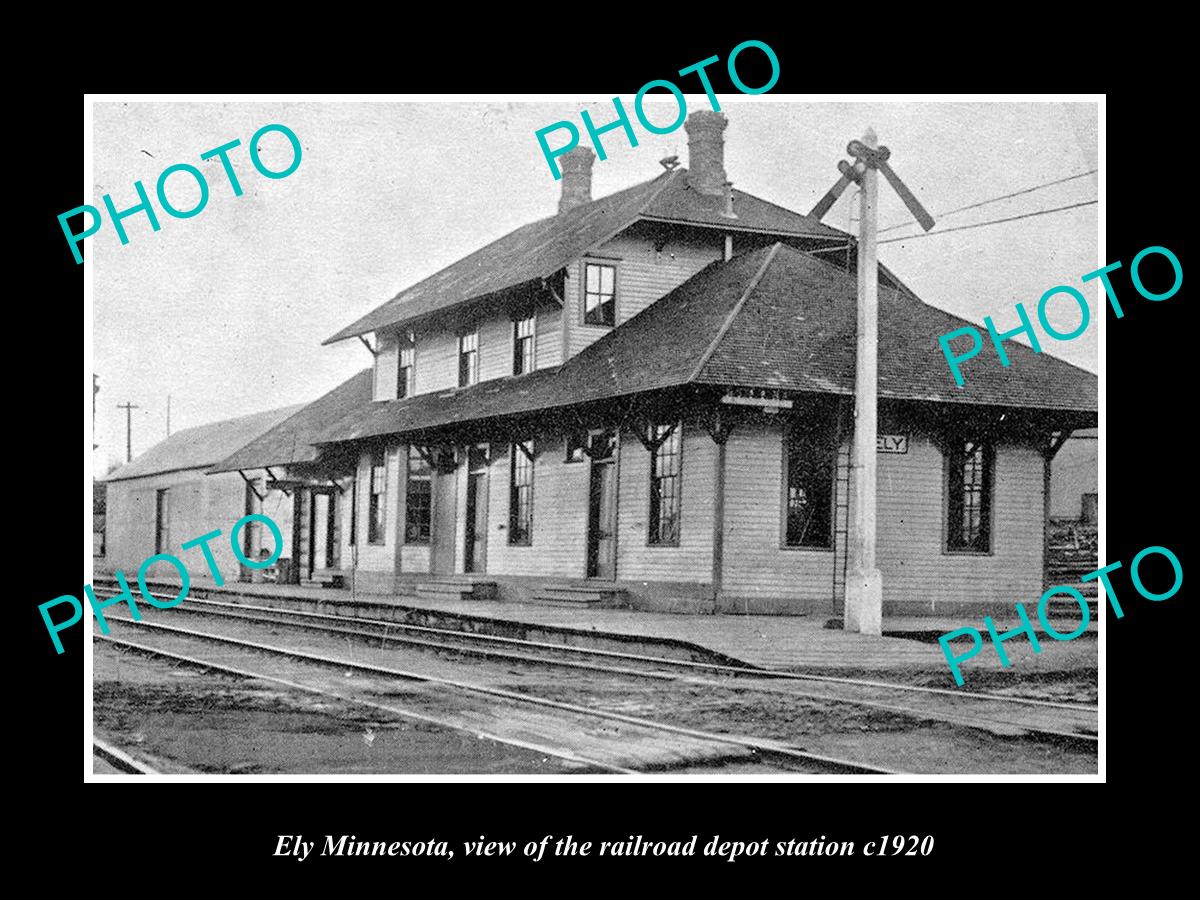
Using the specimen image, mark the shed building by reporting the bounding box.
[103,405,302,584]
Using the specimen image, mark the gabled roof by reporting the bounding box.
[315,243,1096,446]
[104,405,304,483]
[323,170,844,345]
[209,368,374,473]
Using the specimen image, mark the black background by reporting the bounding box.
[21,24,1189,886]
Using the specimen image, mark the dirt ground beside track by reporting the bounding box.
[93,646,580,775]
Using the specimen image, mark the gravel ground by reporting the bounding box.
[95,612,1098,775]
[94,644,584,775]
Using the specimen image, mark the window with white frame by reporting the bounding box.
[397,331,415,398]
[458,331,478,387]
[509,441,534,545]
[648,424,682,546]
[584,262,616,326]
[513,313,536,375]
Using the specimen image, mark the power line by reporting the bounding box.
[877,199,1097,245]
[811,198,1098,254]
[878,168,1098,235]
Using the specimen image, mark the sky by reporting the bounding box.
[91,99,1098,471]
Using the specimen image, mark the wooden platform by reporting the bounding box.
[122,576,1098,675]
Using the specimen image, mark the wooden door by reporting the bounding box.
[431,469,458,575]
[464,472,488,573]
[307,490,338,578]
[587,460,617,579]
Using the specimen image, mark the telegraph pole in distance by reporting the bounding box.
[117,401,140,463]
[93,374,100,451]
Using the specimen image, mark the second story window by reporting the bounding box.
[513,313,536,375]
[458,331,478,387]
[584,262,616,327]
[397,331,415,399]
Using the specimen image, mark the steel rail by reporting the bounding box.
[95,634,634,774]
[90,590,1098,746]
[92,581,1098,713]
[95,618,900,775]
[93,736,160,774]
[129,597,1097,745]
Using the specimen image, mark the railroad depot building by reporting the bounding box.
[176,111,1095,616]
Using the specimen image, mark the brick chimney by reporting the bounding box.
[684,110,728,197]
[558,146,595,214]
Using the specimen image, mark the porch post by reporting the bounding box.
[711,433,727,601]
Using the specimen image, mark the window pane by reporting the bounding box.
[649,424,682,546]
[784,416,834,548]
[405,446,431,544]
[947,439,992,552]
[368,449,388,544]
[513,315,535,375]
[588,429,616,460]
[458,332,478,387]
[584,264,615,326]
[565,430,587,463]
[509,441,534,545]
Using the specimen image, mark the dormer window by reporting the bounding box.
[458,330,478,387]
[397,330,415,399]
[584,262,616,327]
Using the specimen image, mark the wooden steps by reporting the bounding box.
[415,577,497,602]
[305,568,347,589]
[528,583,627,608]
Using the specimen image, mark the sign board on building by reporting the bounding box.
[877,434,908,454]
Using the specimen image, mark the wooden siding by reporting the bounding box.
[343,444,414,577]
[875,434,1044,612]
[536,305,563,369]
[616,427,714,583]
[412,331,458,396]
[373,332,399,401]
[332,419,1046,613]
[374,300,564,400]
[564,231,723,358]
[722,423,1045,610]
[484,439,589,579]
[722,422,836,604]
[477,315,513,384]
[104,469,274,584]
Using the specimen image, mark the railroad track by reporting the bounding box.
[92,586,1098,748]
[93,736,159,774]
[94,616,899,775]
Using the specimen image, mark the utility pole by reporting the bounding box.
[845,127,884,637]
[167,394,172,438]
[810,129,933,637]
[117,401,139,463]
